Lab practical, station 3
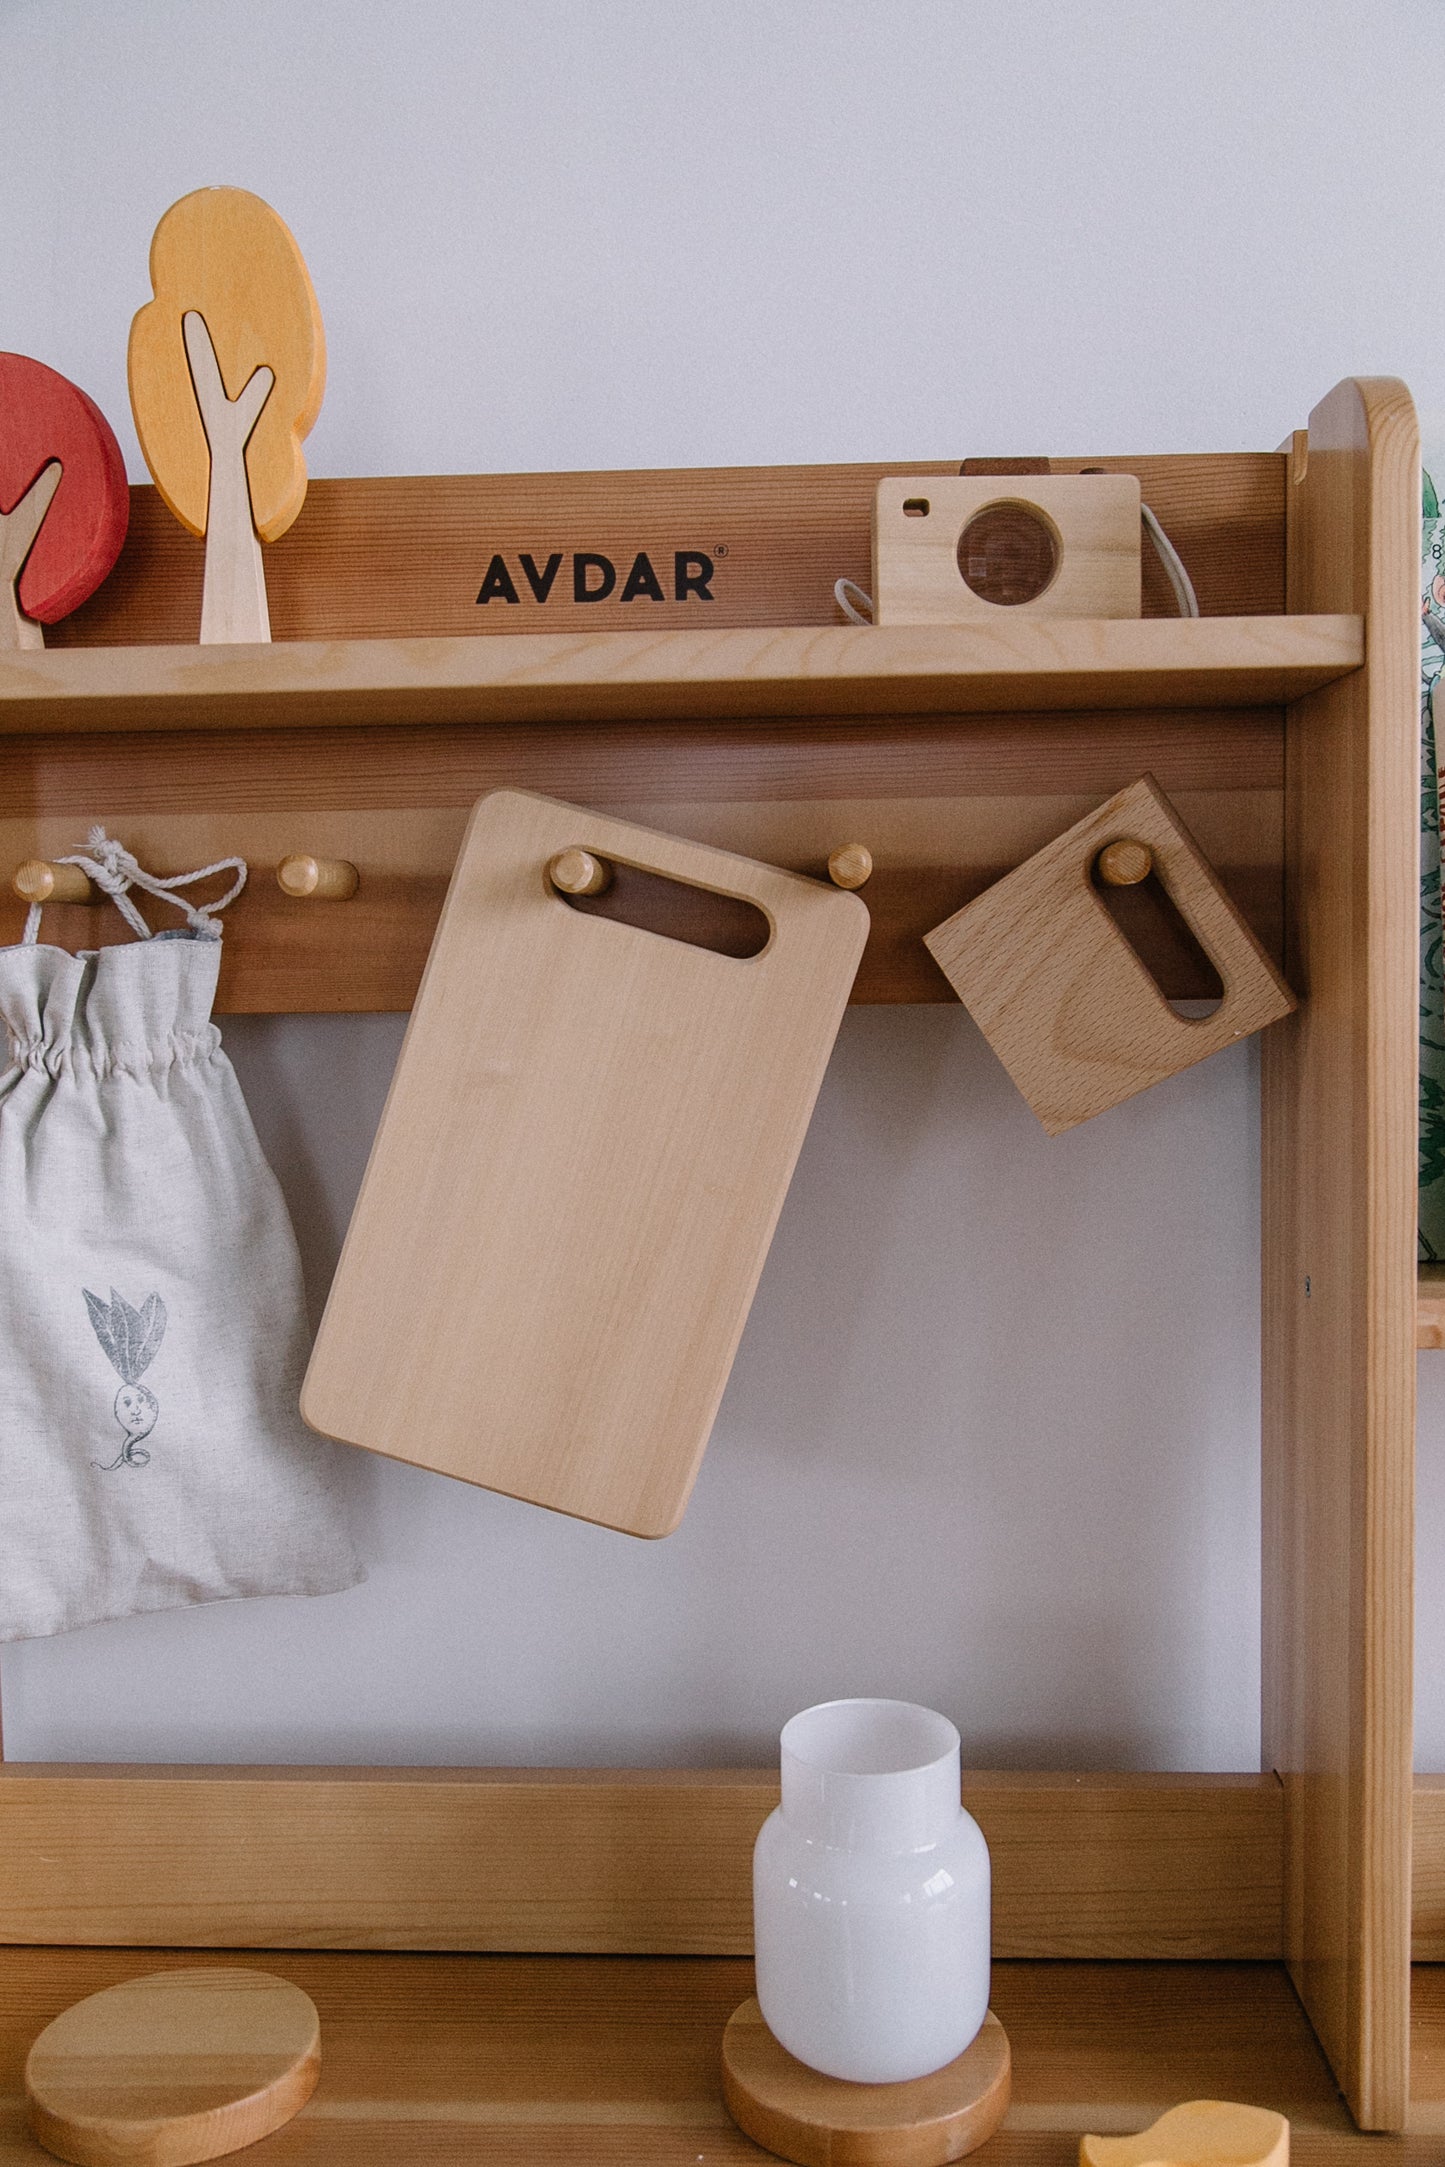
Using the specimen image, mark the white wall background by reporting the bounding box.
[1,0,1441,1770]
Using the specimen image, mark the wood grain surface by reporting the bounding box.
[873,474,1140,624]
[24,1968,318,2167]
[1260,378,1420,2129]
[181,311,274,645]
[303,791,868,1535]
[924,775,1294,1133]
[47,454,1287,650]
[1,1951,1443,2162]
[0,464,60,650]
[0,1769,1283,1958]
[1417,1267,1445,1348]
[0,616,1360,738]
[0,418,1411,2146]
[721,2001,1010,2166]
[1079,2100,1288,2167]
[1409,1779,1445,1959]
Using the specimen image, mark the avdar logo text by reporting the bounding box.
[476,550,716,607]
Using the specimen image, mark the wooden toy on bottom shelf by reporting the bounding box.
[303,789,870,1538]
[128,187,326,644]
[0,352,129,649]
[25,1968,320,2167]
[1081,2100,1289,2167]
[872,473,1141,624]
[924,775,1295,1135]
[722,1999,1010,2167]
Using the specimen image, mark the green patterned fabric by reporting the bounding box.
[1421,461,1445,1258]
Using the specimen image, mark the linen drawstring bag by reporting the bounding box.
[0,830,363,1639]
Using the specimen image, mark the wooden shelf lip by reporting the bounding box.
[1418,1267,1445,1349]
[3,615,1362,733]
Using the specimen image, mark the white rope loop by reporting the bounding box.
[833,576,875,625]
[23,827,248,946]
[1140,503,1199,617]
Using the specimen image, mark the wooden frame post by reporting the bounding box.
[1262,377,1419,2128]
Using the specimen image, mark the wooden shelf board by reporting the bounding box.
[1419,1267,1445,1349]
[0,616,1361,735]
[0,1948,1440,2160]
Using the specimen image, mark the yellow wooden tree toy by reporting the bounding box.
[129,187,325,643]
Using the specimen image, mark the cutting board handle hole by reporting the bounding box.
[553,858,771,960]
[1091,857,1224,1013]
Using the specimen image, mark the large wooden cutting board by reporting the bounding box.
[303,790,868,1536]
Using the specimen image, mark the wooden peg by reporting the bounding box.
[547,848,613,897]
[277,854,358,900]
[12,858,95,905]
[1096,838,1153,887]
[827,843,874,891]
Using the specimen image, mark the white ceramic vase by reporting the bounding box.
[752,1698,990,2085]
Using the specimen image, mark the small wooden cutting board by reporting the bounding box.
[303,791,868,1536]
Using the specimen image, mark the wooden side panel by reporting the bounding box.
[1261,379,1419,2127]
[0,1769,1282,1960]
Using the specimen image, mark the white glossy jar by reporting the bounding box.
[753,1698,990,2085]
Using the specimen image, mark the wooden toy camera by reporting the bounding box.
[871,474,1141,624]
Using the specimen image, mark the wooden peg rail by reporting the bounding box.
[11,858,96,906]
[0,785,1283,1009]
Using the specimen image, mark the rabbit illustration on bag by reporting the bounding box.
[83,1287,167,1469]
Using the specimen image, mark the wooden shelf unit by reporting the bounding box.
[0,378,1423,2138]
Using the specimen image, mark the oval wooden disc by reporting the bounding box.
[26,1968,319,2167]
[722,2000,1010,2167]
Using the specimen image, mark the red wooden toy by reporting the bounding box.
[0,353,129,647]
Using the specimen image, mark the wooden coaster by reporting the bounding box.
[25,1967,320,2167]
[722,1999,1010,2167]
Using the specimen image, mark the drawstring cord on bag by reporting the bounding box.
[22,828,247,946]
